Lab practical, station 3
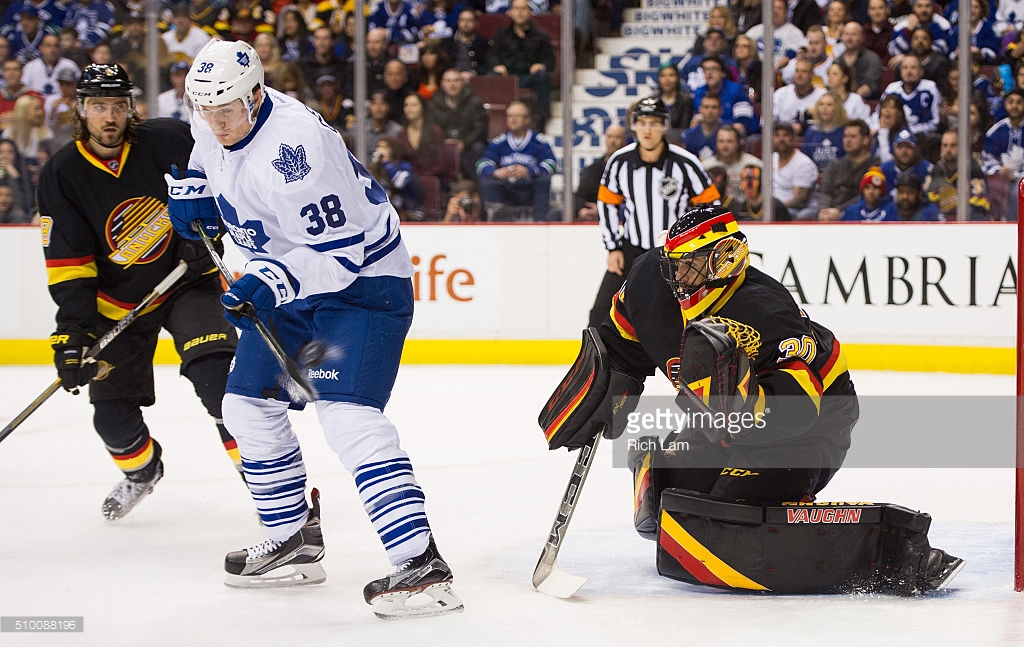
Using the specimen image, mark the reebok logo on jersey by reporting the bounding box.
[308,368,339,380]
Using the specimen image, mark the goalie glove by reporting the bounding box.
[673,319,758,445]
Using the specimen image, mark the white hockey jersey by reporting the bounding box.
[188,87,413,302]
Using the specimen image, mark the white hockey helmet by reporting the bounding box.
[185,40,264,114]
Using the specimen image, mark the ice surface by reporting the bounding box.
[0,366,1022,646]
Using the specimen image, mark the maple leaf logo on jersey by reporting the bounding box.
[272,143,310,183]
[217,197,271,253]
[237,51,251,67]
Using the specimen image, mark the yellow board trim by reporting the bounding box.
[0,340,1015,374]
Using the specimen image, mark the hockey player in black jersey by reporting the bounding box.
[541,204,963,594]
[37,64,242,520]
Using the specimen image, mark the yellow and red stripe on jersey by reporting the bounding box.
[658,509,769,590]
[76,140,131,178]
[818,340,849,392]
[597,185,625,205]
[45,255,98,285]
[96,289,174,321]
[111,437,156,472]
[664,212,738,256]
[223,439,242,467]
[610,292,639,342]
[776,359,823,413]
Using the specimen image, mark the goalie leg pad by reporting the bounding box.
[538,328,611,450]
[655,489,962,594]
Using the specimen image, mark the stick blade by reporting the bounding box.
[534,562,588,598]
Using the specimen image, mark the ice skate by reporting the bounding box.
[921,548,965,591]
[224,488,326,588]
[101,460,164,520]
[363,535,464,619]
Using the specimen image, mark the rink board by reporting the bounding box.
[0,223,1016,372]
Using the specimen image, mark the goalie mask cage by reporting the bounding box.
[1017,178,1024,591]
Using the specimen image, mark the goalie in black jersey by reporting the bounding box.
[540,204,963,594]
[37,64,243,520]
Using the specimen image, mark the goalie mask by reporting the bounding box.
[659,204,749,320]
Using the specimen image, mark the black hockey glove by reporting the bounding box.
[51,331,98,393]
[176,238,217,283]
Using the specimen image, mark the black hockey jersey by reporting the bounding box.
[38,119,196,334]
[601,250,854,455]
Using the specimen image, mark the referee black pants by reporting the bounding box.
[587,243,647,329]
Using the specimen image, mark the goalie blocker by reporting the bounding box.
[538,328,643,450]
[656,489,964,594]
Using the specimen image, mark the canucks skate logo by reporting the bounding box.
[217,197,270,253]
[659,177,679,199]
[272,143,310,183]
[237,51,251,67]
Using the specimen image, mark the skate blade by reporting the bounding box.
[370,582,464,619]
[224,562,327,589]
[934,558,966,591]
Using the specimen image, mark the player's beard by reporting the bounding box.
[89,122,126,150]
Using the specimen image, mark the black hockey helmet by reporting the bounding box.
[77,63,134,98]
[659,204,749,318]
[633,95,669,124]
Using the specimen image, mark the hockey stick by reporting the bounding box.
[0,260,189,444]
[194,226,318,404]
[533,430,602,598]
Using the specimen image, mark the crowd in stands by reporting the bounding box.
[0,0,1021,224]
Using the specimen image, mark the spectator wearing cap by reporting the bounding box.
[43,66,78,148]
[301,26,347,99]
[818,119,880,221]
[0,59,29,129]
[64,0,116,49]
[8,4,55,65]
[678,27,738,93]
[162,2,211,61]
[841,167,897,221]
[771,121,819,219]
[892,171,943,221]
[309,73,354,132]
[881,128,932,201]
[156,61,190,124]
[21,33,79,100]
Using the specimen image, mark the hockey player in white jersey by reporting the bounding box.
[164,39,462,619]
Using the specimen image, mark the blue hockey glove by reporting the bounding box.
[221,260,299,331]
[165,164,220,241]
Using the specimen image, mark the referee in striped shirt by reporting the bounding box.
[588,95,721,328]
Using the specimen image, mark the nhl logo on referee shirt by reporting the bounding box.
[659,177,680,200]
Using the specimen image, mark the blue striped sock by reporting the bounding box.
[355,457,430,564]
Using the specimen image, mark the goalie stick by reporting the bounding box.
[532,430,602,598]
[194,226,320,404]
[0,260,189,444]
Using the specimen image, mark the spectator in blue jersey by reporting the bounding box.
[841,167,897,221]
[64,0,115,50]
[892,171,943,221]
[486,0,556,131]
[801,91,849,173]
[983,89,1024,219]
[950,0,1000,63]
[888,0,952,66]
[880,53,941,137]
[881,129,933,200]
[8,4,52,65]
[369,0,419,45]
[678,27,737,93]
[682,93,721,160]
[476,99,557,221]
[692,55,756,136]
[418,0,459,42]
